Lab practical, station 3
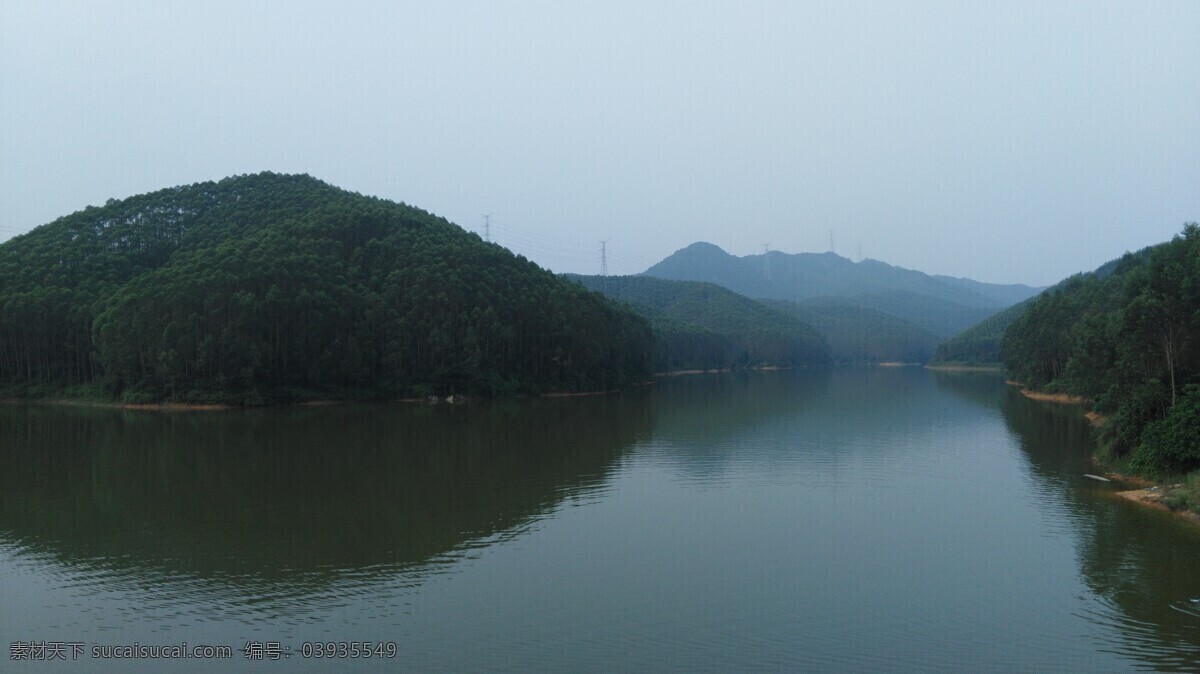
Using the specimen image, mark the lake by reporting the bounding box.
[2,368,1199,672]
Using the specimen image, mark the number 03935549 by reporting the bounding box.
[300,641,397,659]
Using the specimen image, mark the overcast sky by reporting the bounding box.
[2,1,1196,285]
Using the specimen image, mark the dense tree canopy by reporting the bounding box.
[1002,224,1200,474]
[0,173,655,402]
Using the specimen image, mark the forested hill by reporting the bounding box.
[0,173,655,403]
[563,275,831,371]
[643,242,1042,308]
[1001,224,1200,475]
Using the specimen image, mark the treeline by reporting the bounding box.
[564,275,831,371]
[1001,224,1200,474]
[0,173,655,402]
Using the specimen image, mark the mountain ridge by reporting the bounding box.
[641,242,1042,338]
[563,274,831,370]
[643,241,1042,308]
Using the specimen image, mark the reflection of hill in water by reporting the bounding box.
[927,369,1008,411]
[651,367,965,443]
[0,397,652,585]
[644,368,989,483]
[647,369,830,443]
[996,392,1200,671]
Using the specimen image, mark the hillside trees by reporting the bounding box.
[1001,224,1200,473]
[0,173,655,402]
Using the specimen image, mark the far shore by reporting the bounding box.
[925,363,1004,372]
[2,365,820,410]
[122,402,236,411]
[654,368,729,377]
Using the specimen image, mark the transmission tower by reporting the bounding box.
[828,229,835,253]
[600,240,608,276]
[481,214,491,242]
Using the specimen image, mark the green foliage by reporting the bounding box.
[1161,472,1200,513]
[1001,224,1200,473]
[0,173,655,402]
[564,275,831,371]
[1134,385,1200,475]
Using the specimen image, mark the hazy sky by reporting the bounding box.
[2,1,1197,285]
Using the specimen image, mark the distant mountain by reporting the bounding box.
[641,243,1042,336]
[564,275,830,371]
[762,300,941,363]
[929,300,1033,365]
[796,292,996,339]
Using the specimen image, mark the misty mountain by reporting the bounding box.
[761,300,941,364]
[795,292,996,339]
[563,275,830,371]
[641,242,1043,338]
[929,300,1034,365]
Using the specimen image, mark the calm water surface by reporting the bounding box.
[2,369,1199,672]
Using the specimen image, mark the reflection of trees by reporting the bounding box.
[0,396,652,585]
[998,387,1097,480]
[648,369,831,443]
[997,392,1200,671]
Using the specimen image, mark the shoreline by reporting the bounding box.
[925,364,1004,372]
[1113,487,1200,526]
[1006,380,1088,404]
[1009,379,1199,525]
[121,402,235,411]
[2,366,810,410]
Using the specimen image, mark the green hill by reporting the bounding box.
[563,275,831,371]
[762,300,940,363]
[0,173,655,403]
[1001,224,1200,475]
